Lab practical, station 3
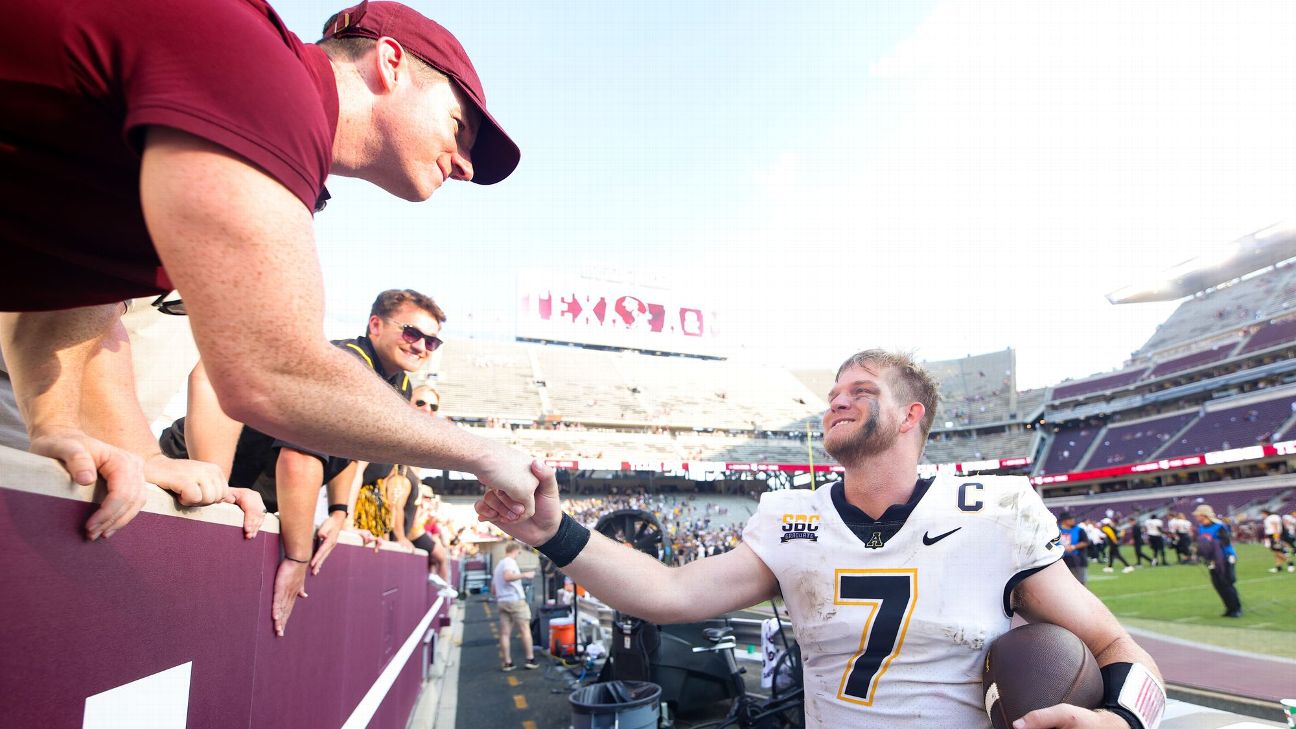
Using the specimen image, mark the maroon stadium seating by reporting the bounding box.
[1146,346,1234,378]
[1051,368,1148,402]
[1082,412,1196,468]
[1239,317,1296,355]
[1041,423,1103,474]
[1160,395,1296,458]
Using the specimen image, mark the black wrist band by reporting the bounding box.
[537,513,590,568]
[284,555,310,564]
[328,504,348,515]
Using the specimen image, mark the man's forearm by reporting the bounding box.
[553,530,776,624]
[0,305,120,436]
[210,345,508,475]
[80,318,162,456]
[275,450,324,561]
[186,360,243,480]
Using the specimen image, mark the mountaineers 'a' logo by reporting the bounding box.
[780,514,820,543]
[864,531,885,549]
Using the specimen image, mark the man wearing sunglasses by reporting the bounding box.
[161,289,452,635]
[0,2,540,542]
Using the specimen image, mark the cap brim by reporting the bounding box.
[450,80,519,186]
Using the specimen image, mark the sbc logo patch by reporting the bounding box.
[781,513,820,543]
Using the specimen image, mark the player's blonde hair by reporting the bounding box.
[835,349,940,442]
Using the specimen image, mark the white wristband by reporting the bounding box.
[1114,663,1165,729]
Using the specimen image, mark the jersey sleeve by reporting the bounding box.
[1009,478,1062,574]
[741,490,797,571]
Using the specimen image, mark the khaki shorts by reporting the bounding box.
[498,600,531,626]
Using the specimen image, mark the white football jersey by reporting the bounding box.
[1264,514,1282,538]
[743,475,1061,728]
[1143,518,1163,537]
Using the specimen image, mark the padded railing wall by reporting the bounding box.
[0,446,435,729]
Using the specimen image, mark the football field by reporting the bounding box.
[1086,543,1296,660]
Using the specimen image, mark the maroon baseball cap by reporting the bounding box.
[322,1,520,185]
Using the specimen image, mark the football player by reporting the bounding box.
[479,349,1165,729]
[1260,509,1294,573]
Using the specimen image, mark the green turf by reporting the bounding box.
[1086,543,1296,659]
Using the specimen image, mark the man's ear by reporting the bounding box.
[372,36,407,91]
[367,314,383,339]
[899,402,925,435]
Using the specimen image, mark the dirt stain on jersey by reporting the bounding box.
[943,625,987,651]
[798,572,836,623]
[998,490,1021,510]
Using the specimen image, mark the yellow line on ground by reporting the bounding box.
[513,695,528,710]
[507,676,519,687]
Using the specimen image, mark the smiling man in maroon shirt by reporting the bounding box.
[0,1,538,541]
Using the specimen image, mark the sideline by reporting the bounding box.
[1123,624,1296,666]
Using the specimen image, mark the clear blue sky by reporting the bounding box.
[274,1,1296,389]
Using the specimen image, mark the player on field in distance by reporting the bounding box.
[1142,513,1166,567]
[1100,518,1135,574]
[1058,511,1091,585]
[479,350,1165,729]
[1260,509,1294,573]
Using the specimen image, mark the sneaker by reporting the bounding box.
[1102,567,1114,573]
[524,659,540,670]
[502,663,515,672]
[1288,565,1295,572]
[1122,566,1135,574]
[1270,567,1281,573]
[1223,610,1243,618]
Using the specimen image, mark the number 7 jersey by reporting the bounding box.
[742,475,1061,728]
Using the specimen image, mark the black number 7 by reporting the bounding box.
[834,569,918,705]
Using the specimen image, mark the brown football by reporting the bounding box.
[982,623,1104,729]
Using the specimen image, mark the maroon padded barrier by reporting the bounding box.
[0,486,430,729]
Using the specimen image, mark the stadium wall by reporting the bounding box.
[0,446,435,729]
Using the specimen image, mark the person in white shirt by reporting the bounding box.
[491,541,538,671]
[1143,514,1166,566]
[478,349,1165,729]
[1260,509,1294,573]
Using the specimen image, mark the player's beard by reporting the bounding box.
[824,400,899,467]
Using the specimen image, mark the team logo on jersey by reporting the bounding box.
[864,531,885,549]
[1045,534,1062,551]
[780,513,820,543]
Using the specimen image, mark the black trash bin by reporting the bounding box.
[569,680,662,729]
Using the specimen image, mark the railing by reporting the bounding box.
[0,446,439,729]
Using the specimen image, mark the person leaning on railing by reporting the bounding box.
[0,0,540,545]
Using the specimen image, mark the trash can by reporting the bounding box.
[569,680,662,729]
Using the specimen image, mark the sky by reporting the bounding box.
[274,0,1296,390]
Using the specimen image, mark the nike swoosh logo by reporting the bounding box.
[922,527,962,546]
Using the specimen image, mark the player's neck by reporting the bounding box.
[841,453,920,519]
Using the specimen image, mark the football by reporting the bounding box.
[982,623,1104,729]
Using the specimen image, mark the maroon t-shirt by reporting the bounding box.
[0,0,339,311]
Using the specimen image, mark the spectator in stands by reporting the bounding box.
[1058,512,1090,585]
[163,290,449,636]
[0,1,539,542]
[492,542,538,671]
[1144,513,1167,566]
[1193,504,1243,617]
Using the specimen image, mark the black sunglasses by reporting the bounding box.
[416,400,440,411]
[385,319,443,351]
[151,292,186,316]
